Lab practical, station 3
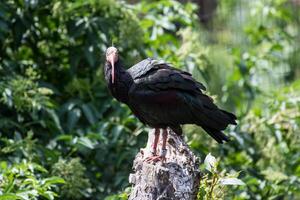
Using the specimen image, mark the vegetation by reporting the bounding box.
[0,0,299,199]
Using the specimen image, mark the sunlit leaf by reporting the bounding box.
[204,153,217,172]
[219,178,245,186]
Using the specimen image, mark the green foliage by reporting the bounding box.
[186,1,300,199]
[0,160,64,200]
[235,82,300,199]
[103,187,130,200]
[0,133,65,200]
[51,158,91,199]
[0,68,53,112]
[198,154,245,200]
[0,0,299,199]
[136,0,197,62]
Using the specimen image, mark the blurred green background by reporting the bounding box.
[0,0,299,199]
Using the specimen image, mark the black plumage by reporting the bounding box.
[104,47,237,144]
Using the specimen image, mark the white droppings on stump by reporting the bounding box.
[129,129,201,200]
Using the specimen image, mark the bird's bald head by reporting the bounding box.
[106,47,119,84]
[106,47,119,62]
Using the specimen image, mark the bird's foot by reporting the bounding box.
[144,148,167,163]
[144,155,166,163]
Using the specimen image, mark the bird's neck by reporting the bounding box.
[105,60,133,103]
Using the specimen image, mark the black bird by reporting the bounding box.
[104,47,237,161]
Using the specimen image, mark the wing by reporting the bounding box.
[127,60,236,143]
[127,60,205,125]
[128,58,206,92]
[127,58,165,80]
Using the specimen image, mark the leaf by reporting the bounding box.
[84,45,95,67]
[82,103,96,124]
[40,191,57,200]
[43,176,65,188]
[37,87,53,95]
[77,137,95,149]
[55,134,73,142]
[67,107,81,131]
[46,109,63,133]
[0,193,20,200]
[204,153,217,172]
[32,163,48,173]
[219,178,245,186]
[16,190,38,200]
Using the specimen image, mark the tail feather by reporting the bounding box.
[220,109,237,125]
[202,126,229,144]
[188,93,237,143]
[191,95,237,129]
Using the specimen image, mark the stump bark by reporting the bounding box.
[129,129,201,200]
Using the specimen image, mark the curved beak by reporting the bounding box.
[107,54,115,84]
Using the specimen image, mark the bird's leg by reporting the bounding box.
[145,129,168,163]
[144,128,160,162]
[151,128,160,156]
[160,128,168,160]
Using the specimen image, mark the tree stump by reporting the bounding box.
[129,129,201,200]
